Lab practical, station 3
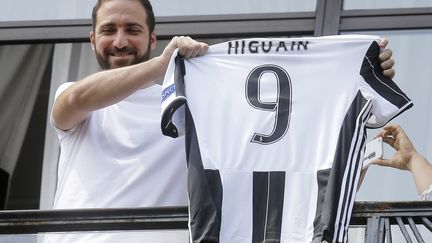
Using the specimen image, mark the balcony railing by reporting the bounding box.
[351,201,432,242]
[0,201,430,242]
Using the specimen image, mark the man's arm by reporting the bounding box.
[52,36,208,131]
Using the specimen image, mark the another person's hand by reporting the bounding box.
[371,124,432,196]
[378,38,395,79]
[371,124,417,171]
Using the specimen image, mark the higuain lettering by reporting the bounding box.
[227,40,309,54]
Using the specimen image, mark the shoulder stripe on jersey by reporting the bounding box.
[161,55,187,138]
[360,42,411,108]
[311,92,371,243]
[185,106,223,242]
[335,100,372,243]
[174,55,187,97]
[364,56,409,101]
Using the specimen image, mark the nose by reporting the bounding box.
[113,30,128,49]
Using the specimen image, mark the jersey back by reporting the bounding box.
[161,35,413,243]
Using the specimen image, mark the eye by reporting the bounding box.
[127,27,142,35]
[99,27,116,35]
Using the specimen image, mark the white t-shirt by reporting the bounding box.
[51,83,188,208]
[46,83,188,243]
[161,35,413,243]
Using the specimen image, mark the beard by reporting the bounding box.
[94,41,152,70]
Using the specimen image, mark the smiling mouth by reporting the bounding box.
[110,52,134,57]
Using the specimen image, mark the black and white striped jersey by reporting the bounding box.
[161,35,413,243]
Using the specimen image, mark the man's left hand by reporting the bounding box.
[379,38,395,79]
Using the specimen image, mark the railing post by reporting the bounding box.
[365,216,380,243]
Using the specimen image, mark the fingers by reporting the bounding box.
[382,69,395,79]
[379,38,388,49]
[382,136,396,148]
[382,124,400,133]
[370,158,392,167]
[161,36,208,66]
[378,38,395,79]
[379,49,393,63]
[379,48,395,79]
[383,124,403,138]
[380,124,411,151]
[375,124,398,148]
[175,36,209,58]
[376,124,395,138]
[370,124,416,171]
[374,128,386,138]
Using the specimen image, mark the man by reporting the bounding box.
[50,0,208,209]
[45,0,207,242]
[51,0,396,219]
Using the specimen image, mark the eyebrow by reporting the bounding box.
[98,22,145,29]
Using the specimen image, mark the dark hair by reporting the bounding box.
[91,0,155,32]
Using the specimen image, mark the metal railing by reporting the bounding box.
[351,201,432,242]
[0,201,430,242]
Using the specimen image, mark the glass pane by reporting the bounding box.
[0,230,189,243]
[348,30,432,202]
[389,224,432,242]
[152,0,317,16]
[348,227,365,243]
[0,0,316,22]
[344,0,432,10]
[0,0,96,21]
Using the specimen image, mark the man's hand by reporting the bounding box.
[174,36,209,58]
[379,38,395,79]
[162,36,208,60]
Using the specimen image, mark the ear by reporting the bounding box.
[150,32,156,51]
[90,31,96,51]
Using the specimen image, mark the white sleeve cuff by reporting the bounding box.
[420,184,432,201]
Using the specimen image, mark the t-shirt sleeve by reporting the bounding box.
[359,41,413,128]
[161,50,187,138]
[420,184,432,201]
[50,82,79,140]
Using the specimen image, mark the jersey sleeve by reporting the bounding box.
[359,41,413,128]
[161,50,187,138]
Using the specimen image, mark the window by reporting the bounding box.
[344,0,432,10]
[152,0,316,16]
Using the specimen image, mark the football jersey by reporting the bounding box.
[161,35,413,243]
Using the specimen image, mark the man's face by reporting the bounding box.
[90,0,156,70]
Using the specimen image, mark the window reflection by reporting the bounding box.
[0,0,317,22]
[344,0,432,10]
[152,0,316,16]
[0,230,189,243]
